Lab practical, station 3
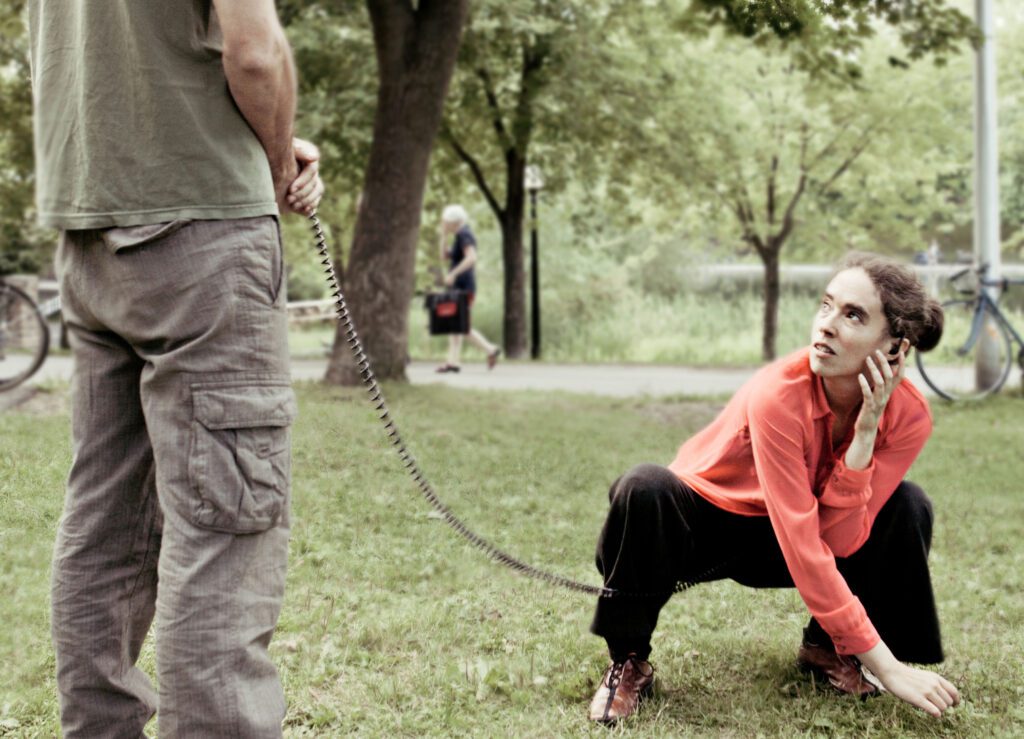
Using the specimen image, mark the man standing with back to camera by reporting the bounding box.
[27,0,323,735]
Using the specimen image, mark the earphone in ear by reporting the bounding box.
[886,337,905,364]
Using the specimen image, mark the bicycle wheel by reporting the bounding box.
[0,282,50,392]
[915,298,1012,401]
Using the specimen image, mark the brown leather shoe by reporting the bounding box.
[588,655,654,723]
[797,642,879,697]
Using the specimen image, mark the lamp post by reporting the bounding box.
[525,165,544,360]
[973,0,1002,390]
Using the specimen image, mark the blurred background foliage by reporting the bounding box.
[3,0,1023,359]
[269,0,1018,301]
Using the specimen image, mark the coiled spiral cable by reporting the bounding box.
[309,213,723,598]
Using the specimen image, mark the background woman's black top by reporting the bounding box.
[448,225,477,294]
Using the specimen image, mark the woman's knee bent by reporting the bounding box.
[608,463,680,509]
[885,480,934,541]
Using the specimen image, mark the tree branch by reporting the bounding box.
[799,122,809,170]
[731,179,766,256]
[476,66,514,152]
[735,172,758,233]
[776,170,807,246]
[441,123,505,221]
[510,40,549,152]
[805,114,858,172]
[767,123,811,249]
[816,93,912,194]
[744,230,766,255]
[816,126,877,195]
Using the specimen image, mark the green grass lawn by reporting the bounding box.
[1,383,1022,737]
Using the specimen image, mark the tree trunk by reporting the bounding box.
[325,0,468,385]
[501,150,528,358]
[761,245,781,362]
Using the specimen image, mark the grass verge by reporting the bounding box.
[1,382,1022,736]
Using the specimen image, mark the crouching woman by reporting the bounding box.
[588,252,959,723]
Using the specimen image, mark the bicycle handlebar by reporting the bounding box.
[950,263,1023,291]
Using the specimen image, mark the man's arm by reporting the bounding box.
[214,0,297,207]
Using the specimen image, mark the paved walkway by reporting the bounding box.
[385,359,1009,399]
[403,359,756,397]
[17,355,756,399]
[13,353,994,401]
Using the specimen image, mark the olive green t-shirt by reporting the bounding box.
[28,0,277,229]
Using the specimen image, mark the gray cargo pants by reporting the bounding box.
[51,217,295,738]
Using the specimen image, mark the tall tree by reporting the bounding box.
[652,0,975,360]
[438,1,645,358]
[276,0,976,370]
[438,6,545,359]
[0,0,48,275]
[320,0,469,384]
[642,44,967,359]
[436,0,975,359]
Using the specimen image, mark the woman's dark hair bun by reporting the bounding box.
[915,299,944,353]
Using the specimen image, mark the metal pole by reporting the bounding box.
[974,0,1002,389]
[530,189,541,360]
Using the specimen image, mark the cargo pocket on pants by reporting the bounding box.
[188,383,297,533]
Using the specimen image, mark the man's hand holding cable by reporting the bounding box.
[283,138,324,216]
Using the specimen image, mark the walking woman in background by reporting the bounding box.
[588,252,960,724]
[435,205,501,373]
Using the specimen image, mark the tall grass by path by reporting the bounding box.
[1,382,1022,736]
[407,285,816,366]
[305,285,1024,367]
[298,287,818,366]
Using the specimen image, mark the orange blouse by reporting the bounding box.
[668,347,932,655]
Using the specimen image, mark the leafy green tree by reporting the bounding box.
[292,0,469,385]
[626,1,975,360]
[636,35,978,358]
[433,0,975,360]
[0,0,50,276]
[437,0,652,357]
[280,0,378,283]
[689,0,975,73]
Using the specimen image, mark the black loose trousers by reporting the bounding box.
[591,464,943,664]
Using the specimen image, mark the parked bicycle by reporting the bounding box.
[915,264,1024,401]
[0,277,57,392]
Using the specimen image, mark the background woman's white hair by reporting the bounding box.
[442,204,469,226]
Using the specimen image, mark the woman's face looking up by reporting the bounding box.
[809,267,896,379]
